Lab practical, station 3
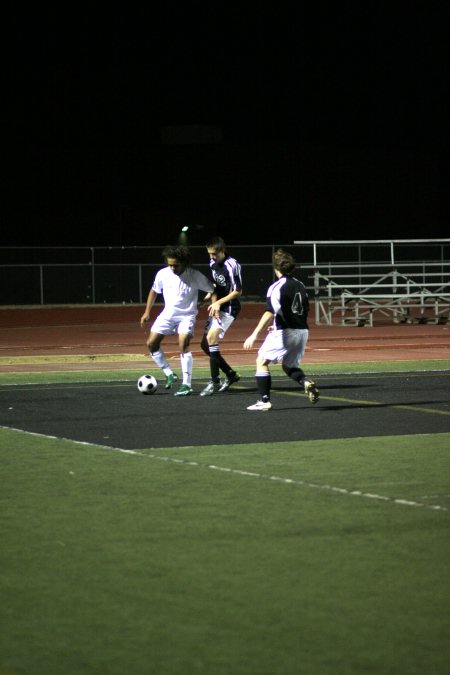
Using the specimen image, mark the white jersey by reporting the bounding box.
[152,266,214,317]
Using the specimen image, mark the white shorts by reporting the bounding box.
[151,313,196,337]
[258,328,309,369]
[204,312,235,340]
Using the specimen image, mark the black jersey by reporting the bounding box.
[209,255,242,318]
[266,275,309,330]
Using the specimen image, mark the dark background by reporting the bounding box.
[1,4,448,247]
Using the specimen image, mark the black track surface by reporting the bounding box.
[1,373,449,450]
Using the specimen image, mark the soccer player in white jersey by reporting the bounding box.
[200,237,242,396]
[243,248,319,411]
[140,245,214,396]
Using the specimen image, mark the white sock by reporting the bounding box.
[180,352,193,386]
[151,349,171,374]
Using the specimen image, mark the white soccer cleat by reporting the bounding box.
[246,400,272,411]
[200,380,221,397]
[218,371,240,392]
[304,379,319,404]
[173,384,193,397]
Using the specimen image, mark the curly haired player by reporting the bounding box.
[140,245,214,396]
[243,248,319,411]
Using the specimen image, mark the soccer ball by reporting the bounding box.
[137,374,158,395]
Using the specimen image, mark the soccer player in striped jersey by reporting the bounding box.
[200,237,242,396]
[243,248,319,411]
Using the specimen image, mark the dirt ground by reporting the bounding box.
[0,304,449,372]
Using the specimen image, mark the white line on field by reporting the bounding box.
[1,425,448,513]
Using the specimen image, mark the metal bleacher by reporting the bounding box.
[293,239,450,326]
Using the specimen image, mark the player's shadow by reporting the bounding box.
[320,383,378,390]
[274,383,374,392]
[314,400,444,411]
[219,386,257,394]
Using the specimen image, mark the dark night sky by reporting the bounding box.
[1,4,448,246]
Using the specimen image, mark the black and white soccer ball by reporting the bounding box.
[137,374,158,395]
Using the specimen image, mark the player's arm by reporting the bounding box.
[198,273,215,296]
[201,288,220,317]
[197,273,215,308]
[243,310,274,349]
[198,290,214,306]
[208,288,241,315]
[140,288,158,326]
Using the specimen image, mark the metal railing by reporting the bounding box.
[0,244,281,305]
[1,241,449,325]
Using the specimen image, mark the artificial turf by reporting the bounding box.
[1,425,449,674]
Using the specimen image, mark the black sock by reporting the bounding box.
[287,367,305,386]
[256,373,271,401]
[219,355,233,376]
[209,344,221,381]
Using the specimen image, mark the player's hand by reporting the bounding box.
[208,301,221,315]
[208,309,221,322]
[140,313,149,328]
[243,334,257,350]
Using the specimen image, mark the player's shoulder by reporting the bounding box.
[225,255,240,266]
[267,277,283,294]
[186,266,210,282]
[154,266,169,280]
[224,256,241,276]
[290,275,307,290]
[189,265,206,276]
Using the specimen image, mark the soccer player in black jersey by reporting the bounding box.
[200,237,242,396]
[243,248,319,411]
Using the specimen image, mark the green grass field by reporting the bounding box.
[1,360,449,675]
